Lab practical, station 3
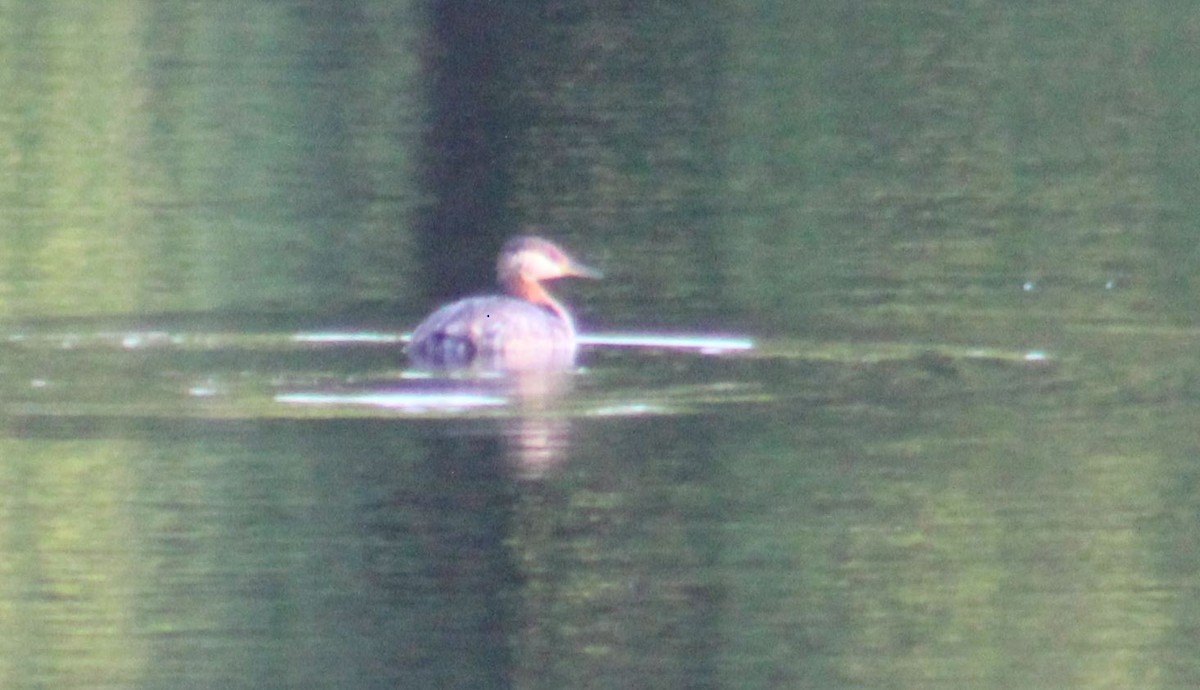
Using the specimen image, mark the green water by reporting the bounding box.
[2,2,1200,689]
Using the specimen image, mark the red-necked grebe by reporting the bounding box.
[407,236,602,369]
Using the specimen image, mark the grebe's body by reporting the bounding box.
[408,236,600,370]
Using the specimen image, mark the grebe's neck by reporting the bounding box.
[505,276,576,334]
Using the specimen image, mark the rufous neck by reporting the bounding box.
[505,276,573,329]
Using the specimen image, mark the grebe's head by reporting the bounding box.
[497,236,602,287]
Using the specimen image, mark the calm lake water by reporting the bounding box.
[3,2,1200,689]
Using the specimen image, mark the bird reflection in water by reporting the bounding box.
[407,235,602,477]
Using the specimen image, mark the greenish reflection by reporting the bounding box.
[0,1,1198,689]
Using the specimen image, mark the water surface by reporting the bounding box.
[3,2,1200,689]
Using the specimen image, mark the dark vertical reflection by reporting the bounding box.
[368,430,521,689]
[419,2,533,301]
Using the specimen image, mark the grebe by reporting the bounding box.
[408,236,602,369]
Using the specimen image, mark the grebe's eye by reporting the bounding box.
[520,250,563,277]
